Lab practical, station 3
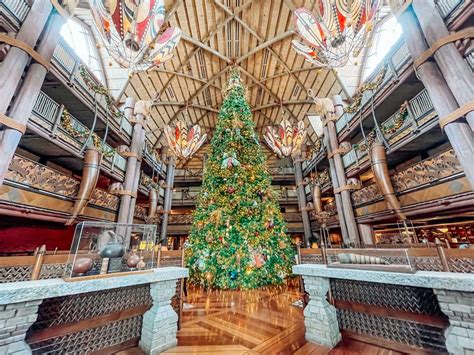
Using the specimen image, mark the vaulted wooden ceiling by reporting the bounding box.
[122,0,347,150]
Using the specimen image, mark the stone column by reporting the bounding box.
[0,8,69,186]
[160,156,176,245]
[412,0,474,130]
[0,300,42,354]
[302,275,341,348]
[139,280,178,354]
[0,0,51,113]
[434,289,474,354]
[393,4,474,188]
[294,157,312,248]
[323,126,349,245]
[327,96,361,246]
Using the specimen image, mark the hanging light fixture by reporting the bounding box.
[292,0,381,68]
[164,121,207,160]
[89,0,182,70]
[264,119,307,158]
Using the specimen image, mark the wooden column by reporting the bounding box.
[0,9,66,185]
[358,223,375,247]
[411,0,474,129]
[127,126,146,225]
[294,157,312,248]
[117,98,139,224]
[394,5,474,188]
[323,125,349,245]
[160,156,176,245]
[328,95,361,247]
[0,0,51,113]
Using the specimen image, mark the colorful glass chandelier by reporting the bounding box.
[264,119,307,158]
[89,0,182,70]
[164,121,207,160]
[292,0,381,68]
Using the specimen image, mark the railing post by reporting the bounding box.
[435,238,450,272]
[50,103,65,138]
[31,245,46,280]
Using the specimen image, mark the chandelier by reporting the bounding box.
[264,119,307,158]
[89,0,182,70]
[292,0,381,68]
[164,121,207,160]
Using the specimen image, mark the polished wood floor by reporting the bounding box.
[157,281,403,355]
[116,281,402,354]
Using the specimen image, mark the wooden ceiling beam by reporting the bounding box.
[151,67,230,147]
[181,33,232,64]
[214,0,308,91]
[251,99,313,112]
[154,101,220,113]
[156,0,253,100]
[235,30,294,64]
[150,69,221,89]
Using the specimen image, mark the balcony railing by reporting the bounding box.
[31,91,127,179]
[334,0,467,136]
[350,148,463,207]
[342,88,436,169]
[4,155,120,212]
[0,0,29,29]
[51,40,133,139]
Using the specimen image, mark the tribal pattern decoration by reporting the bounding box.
[89,0,181,70]
[164,121,207,160]
[292,1,380,67]
[264,119,307,158]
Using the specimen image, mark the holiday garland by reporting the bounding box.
[78,65,125,121]
[60,109,115,157]
[344,65,388,114]
[353,102,409,152]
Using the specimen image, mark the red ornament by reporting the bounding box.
[227,187,235,194]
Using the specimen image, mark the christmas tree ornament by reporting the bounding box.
[221,152,240,168]
[88,0,182,71]
[292,1,381,68]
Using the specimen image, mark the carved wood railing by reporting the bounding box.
[4,155,120,211]
[350,148,463,207]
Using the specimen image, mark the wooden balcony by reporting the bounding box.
[0,155,150,223]
[342,88,437,172]
[350,148,473,222]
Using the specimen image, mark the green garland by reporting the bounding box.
[60,109,115,157]
[353,102,408,152]
[344,65,388,114]
[78,65,125,121]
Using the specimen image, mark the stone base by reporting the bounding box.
[0,300,42,355]
[302,276,341,348]
[435,289,474,355]
[139,281,179,354]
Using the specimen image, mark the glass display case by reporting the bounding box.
[325,248,415,273]
[64,222,158,280]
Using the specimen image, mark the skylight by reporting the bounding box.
[362,15,402,81]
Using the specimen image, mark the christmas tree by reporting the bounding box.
[186,68,295,289]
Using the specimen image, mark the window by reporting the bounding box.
[361,15,402,81]
[60,19,105,84]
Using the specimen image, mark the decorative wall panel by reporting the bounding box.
[392,149,462,193]
[351,183,382,206]
[6,156,79,197]
[89,189,120,210]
